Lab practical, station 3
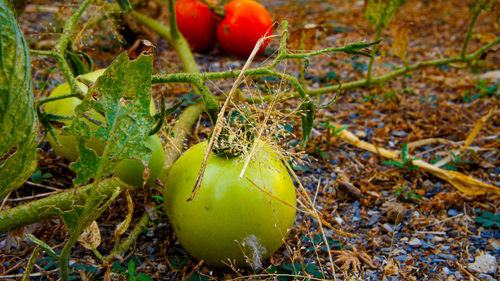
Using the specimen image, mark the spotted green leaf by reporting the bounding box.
[0,0,38,200]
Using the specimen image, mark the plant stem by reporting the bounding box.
[103,212,150,262]
[366,28,382,84]
[37,93,79,106]
[21,247,40,281]
[461,3,482,58]
[130,10,199,73]
[29,49,57,57]
[0,104,203,235]
[167,0,181,39]
[53,0,92,100]
[159,104,203,183]
[59,231,80,281]
[0,178,124,234]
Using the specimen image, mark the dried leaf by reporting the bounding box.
[331,123,500,196]
[382,202,408,224]
[78,221,101,250]
[474,32,497,44]
[391,22,409,60]
[333,246,376,271]
[115,190,134,236]
[384,259,399,276]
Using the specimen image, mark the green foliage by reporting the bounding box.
[0,0,38,200]
[267,262,326,280]
[365,0,407,30]
[382,144,419,170]
[343,40,382,57]
[26,234,59,259]
[300,234,342,253]
[127,260,154,281]
[64,42,94,77]
[462,79,498,102]
[299,101,315,148]
[116,0,132,13]
[318,117,347,136]
[395,186,422,201]
[474,210,500,229]
[65,53,154,186]
[30,166,53,183]
[468,0,496,16]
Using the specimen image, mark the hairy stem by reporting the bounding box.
[366,28,382,83]
[461,3,482,58]
[103,212,149,262]
[130,10,199,73]
[52,0,92,100]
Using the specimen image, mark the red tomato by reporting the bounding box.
[217,0,273,57]
[175,0,218,52]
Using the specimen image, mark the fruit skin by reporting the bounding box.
[175,0,218,52]
[217,0,273,57]
[163,141,296,266]
[44,69,165,187]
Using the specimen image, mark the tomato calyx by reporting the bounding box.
[212,109,256,158]
[199,0,225,18]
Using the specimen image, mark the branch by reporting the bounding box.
[52,0,92,100]
[129,10,199,73]
[0,178,124,234]
[103,212,149,262]
[0,104,203,235]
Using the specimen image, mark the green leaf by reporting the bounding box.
[128,260,136,278]
[136,273,154,281]
[25,234,59,259]
[366,0,407,30]
[483,220,494,228]
[482,212,494,219]
[493,214,500,222]
[0,0,38,200]
[65,53,154,186]
[401,143,408,162]
[299,101,315,149]
[382,160,405,168]
[116,0,132,13]
[64,42,93,77]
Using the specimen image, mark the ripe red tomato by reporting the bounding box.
[217,0,273,57]
[175,0,218,52]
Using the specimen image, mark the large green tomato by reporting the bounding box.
[164,141,296,267]
[44,69,165,187]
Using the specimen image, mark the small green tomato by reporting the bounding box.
[44,69,164,186]
[163,140,296,267]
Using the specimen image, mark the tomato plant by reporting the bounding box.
[216,0,273,57]
[163,140,296,266]
[44,69,165,187]
[175,0,219,52]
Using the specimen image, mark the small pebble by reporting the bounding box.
[447,209,458,216]
[486,239,500,252]
[408,238,422,248]
[476,274,496,281]
[442,267,450,275]
[438,254,456,262]
[468,253,498,274]
[382,223,394,233]
[355,130,366,138]
[422,180,435,192]
[391,130,407,137]
[432,236,445,242]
